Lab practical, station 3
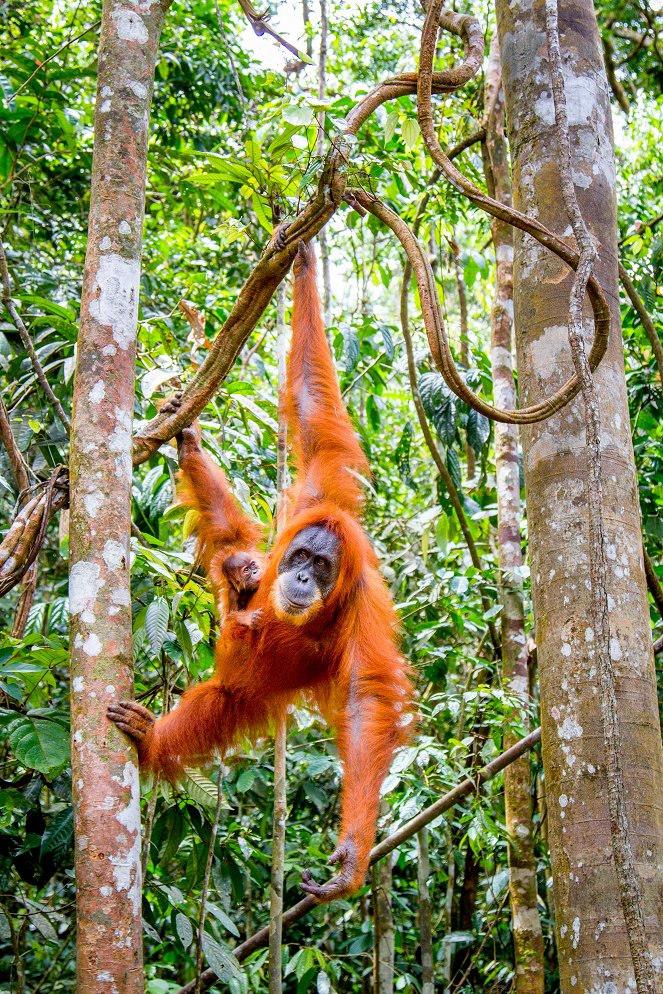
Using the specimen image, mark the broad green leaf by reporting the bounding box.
[182,768,220,808]
[385,111,399,144]
[401,118,420,149]
[40,806,73,857]
[175,912,194,948]
[206,902,240,938]
[250,192,273,235]
[146,597,169,656]
[201,933,243,983]
[236,768,256,793]
[7,715,70,775]
[282,104,314,127]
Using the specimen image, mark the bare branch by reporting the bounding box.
[619,263,663,383]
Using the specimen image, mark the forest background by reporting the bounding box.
[0,0,662,992]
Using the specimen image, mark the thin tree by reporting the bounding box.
[482,35,544,993]
[68,2,171,990]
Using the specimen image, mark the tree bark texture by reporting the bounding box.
[417,828,434,994]
[372,855,394,994]
[483,35,545,994]
[69,2,169,991]
[495,1,663,989]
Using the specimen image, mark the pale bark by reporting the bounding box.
[268,719,287,994]
[417,828,434,994]
[483,36,544,994]
[372,803,394,994]
[69,2,169,990]
[195,779,225,994]
[495,1,663,989]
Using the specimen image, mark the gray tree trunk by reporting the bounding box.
[495,0,663,989]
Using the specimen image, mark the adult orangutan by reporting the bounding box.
[108,241,413,902]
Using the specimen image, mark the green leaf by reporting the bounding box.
[418,372,446,416]
[145,597,169,656]
[201,933,243,983]
[394,423,416,490]
[401,118,420,149]
[385,111,399,144]
[366,394,381,431]
[379,323,395,360]
[250,191,273,234]
[175,912,194,949]
[7,715,70,776]
[40,806,73,858]
[283,104,315,127]
[446,447,462,492]
[432,393,457,445]
[466,407,490,453]
[182,768,220,808]
[342,325,360,373]
[317,972,332,993]
[482,604,503,620]
[236,768,256,793]
[32,912,57,942]
[206,902,240,938]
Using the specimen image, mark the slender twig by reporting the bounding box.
[175,728,542,994]
[545,2,654,990]
[194,776,225,994]
[268,719,287,993]
[644,548,663,621]
[618,263,663,383]
[0,238,71,430]
[6,21,101,103]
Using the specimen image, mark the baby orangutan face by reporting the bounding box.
[222,552,264,611]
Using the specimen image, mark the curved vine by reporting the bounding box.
[133,3,612,462]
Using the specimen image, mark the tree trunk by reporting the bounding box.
[495,1,663,989]
[372,804,394,994]
[417,828,434,994]
[483,35,545,994]
[69,2,169,991]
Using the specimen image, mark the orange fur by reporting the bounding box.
[139,242,413,897]
[176,441,265,618]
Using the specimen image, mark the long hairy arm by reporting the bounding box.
[284,241,370,516]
